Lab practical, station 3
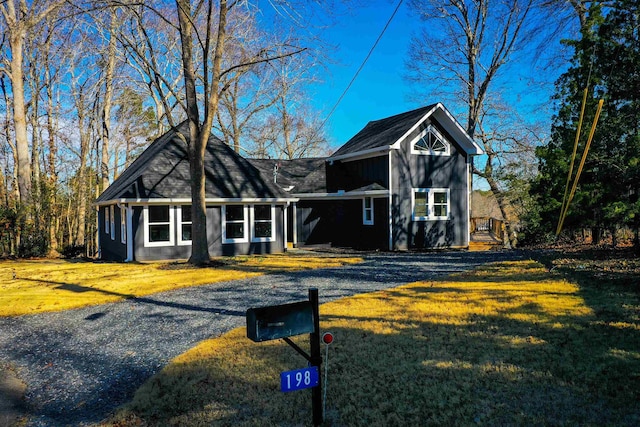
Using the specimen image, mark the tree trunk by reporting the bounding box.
[177,0,209,265]
[592,227,600,245]
[9,33,32,210]
[75,113,91,247]
[101,8,118,193]
[46,63,59,252]
[177,0,229,265]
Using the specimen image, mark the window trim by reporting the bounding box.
[120,206,127,244]
[177,205,193,246]
[363,197,374,225]
[143,205,175,247]
[251,204,276,243]
[411,188,450,221]
[409,125,451,156]
[222,205,248,244]
[110,205,115,240]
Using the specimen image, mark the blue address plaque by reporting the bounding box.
[280,366,319,392]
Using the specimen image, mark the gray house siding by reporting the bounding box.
[130,204,285,262]
[295,200,334,246]
[295,198,388,249]
[391,119,470,250]
[326,156,389,192]
[99,205,128,261]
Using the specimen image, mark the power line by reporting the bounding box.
[316,0,404,139]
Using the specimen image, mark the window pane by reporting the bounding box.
[433,205,447,217]
[254,205,271,221]
[414,191,427,217]
[149,205,169,223]
[364,198,372,209]
[434,192,447,204]
[181,205,192,222]
[365,210,372,222]
[181,224,192,241]
[414,137,429,151]
[226,205,244,221]
[149,224,170,242]
[254,222,272,238]
[432,139,446,152]
[226,223,244,239]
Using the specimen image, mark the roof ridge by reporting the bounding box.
[367,104,437,125]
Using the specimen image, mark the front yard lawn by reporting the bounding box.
[0,254,362,316]
[105,253,640,426]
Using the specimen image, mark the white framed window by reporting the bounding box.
[363,197,374,225]
[110,205,115,240]
[410,125,450,156]
[222,205,248,243]
[251,204,276,242]
[411,188,450,221]
[105,206,110,234]
[120,206,127,244]
[177,205,192,245]
[144,205,175,247]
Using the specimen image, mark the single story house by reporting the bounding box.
[95,103,483,261]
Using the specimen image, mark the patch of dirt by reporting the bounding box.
[0,364,27,426]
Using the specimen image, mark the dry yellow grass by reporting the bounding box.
[107,259,640,426]
[0,255,362,316]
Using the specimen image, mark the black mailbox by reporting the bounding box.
[246,301,314,342]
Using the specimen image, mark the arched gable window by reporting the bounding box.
[411,125,450,156]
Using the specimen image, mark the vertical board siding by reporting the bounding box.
[391,119,469,249]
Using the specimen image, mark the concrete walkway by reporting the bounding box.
[0,250,526,426]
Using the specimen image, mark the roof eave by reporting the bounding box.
[94,197,299,206]
[328,146,390,163]
[293,189,389,199]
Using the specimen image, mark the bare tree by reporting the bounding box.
[172,0,309,264]
[216,67,278,154]
[100,7,119,192]
[0,0,67,211]
[249,55,328,159]
[407,0,555,247]
[117,3,185,131]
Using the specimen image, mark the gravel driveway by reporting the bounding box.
[0,250,526,426]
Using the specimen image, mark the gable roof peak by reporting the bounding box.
[330,103,482,160]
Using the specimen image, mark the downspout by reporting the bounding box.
[467,158,472,248]
[388,152,393,251]
[96,206,101,259]
[292,202,297,248]
[284,202,288,253]
[123,204,134,262]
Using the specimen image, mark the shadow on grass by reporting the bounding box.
[109,255,640,426]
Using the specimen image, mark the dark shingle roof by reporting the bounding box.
[330,104,437,158]
[248,158,327,193]
[96,122,290,203]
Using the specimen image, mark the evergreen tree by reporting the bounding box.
[528,0,640,246]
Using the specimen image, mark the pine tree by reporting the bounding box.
[529,0,640,246]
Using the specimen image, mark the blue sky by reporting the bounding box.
[311,2,419,149]
[309,1,565,153]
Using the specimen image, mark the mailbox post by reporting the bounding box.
[246,288,324,426]
[309,289,322,426]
